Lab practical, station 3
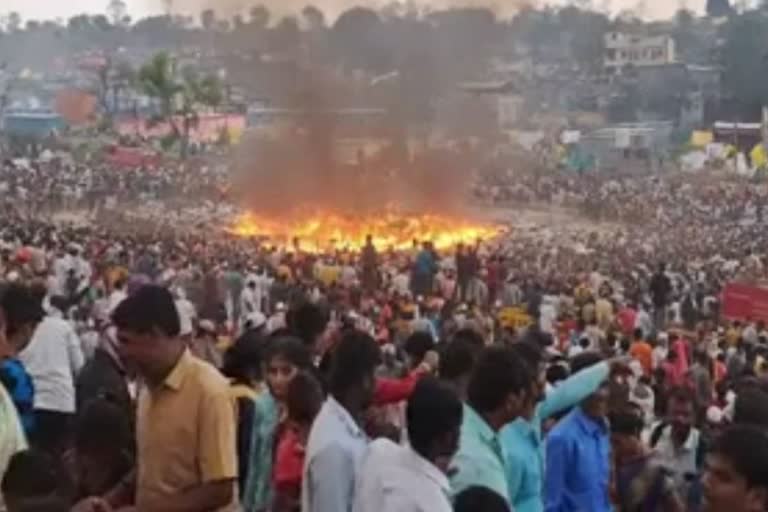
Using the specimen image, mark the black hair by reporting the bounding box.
[222,330,265,385]
[467,346,533,414]
[633,328,644,340]
[509,342,544,370]
[733,388,768,428]
[711,425,768,490]
[406,377,463,460]
[570,351,604,375]
[546,363,569,385]
[1,284,44,339]
[610,408,644,437]
[111,285,180,337]
[74,399,133,455]
[264,336,313,370]
[286,302,329,349]
[328,330,381,397]
[667,385,696,408]
[1,450,68,511]
[285,371,324,425]
[451,328,485,349]
[454,486,511,512]
[403,331,435,365]
[439,338,481,381]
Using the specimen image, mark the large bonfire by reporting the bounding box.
[228,208,499,253]
[229,85,500,252]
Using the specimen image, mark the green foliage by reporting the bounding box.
[138,52,224,157]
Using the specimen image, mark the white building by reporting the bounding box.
[604,32,676,74]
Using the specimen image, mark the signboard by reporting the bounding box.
[721,282,768,323]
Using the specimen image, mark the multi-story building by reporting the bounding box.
[604,32,676,74]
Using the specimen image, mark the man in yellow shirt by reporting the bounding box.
[104,285,238,512]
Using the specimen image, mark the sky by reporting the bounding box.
[3,0,699,24]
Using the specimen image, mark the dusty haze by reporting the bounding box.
[149,0,520,21]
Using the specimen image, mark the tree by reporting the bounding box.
[271,16,300,52]
[138,52,223,158]
[7,12,21,32]
[201,9,216,31]
[233,14,246,31]
[249,5,270,29]
[107,0,128,26]
[332,7,386,71]
[302,5,326,31]
[707,0,733,16]
[139,53,184,150]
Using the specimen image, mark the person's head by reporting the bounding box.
[454,486,511,512]
[404,331,435,369]
[222,330,264,387]
[1,449,68,512]
[264,336,312,401]
[466,346,533,430]
[571,351,609,420]
[328,330,381,410]
[509,342,546,418]
[74,399,133,475]
[1,285,44,353]
[111,285,181,381]
[438,337,483,399]
[666,386,696,442]
[609,407,645,463]
[733,387,768,428]
[546,363,569,386]
[406,377,463,471]
[285,371,324,436]
[703,425,768,512]
[286,302,329,351]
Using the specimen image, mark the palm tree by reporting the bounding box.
[138,52,223,158]
[138,53,184,149]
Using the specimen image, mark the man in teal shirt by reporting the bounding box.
[450,345,535,504]
[500,344,619,512]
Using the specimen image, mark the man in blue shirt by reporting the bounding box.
[0,285,44,437]
[501,343,617,512]
[450,345,534,505]
[545,352,613,512]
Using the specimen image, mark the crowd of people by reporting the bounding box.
[1,153,768,512]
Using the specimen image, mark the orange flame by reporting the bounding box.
[228,210,500,253]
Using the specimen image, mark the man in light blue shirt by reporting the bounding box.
[450,345,535,504]
[545,352,613,512]
[302,332,381,512]
[501,343,613,512]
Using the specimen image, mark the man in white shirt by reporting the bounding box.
[353,378,462,512]
[303,332,381,512]
[19,313,84,454]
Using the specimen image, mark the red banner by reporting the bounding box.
[722,282,768,323]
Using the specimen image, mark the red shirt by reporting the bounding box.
[273,426,304,499]
[374,371,421,405]
[617,307,637,336]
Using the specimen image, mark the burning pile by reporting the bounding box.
[228,209,500,252]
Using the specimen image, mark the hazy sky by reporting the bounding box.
[3,0,698,24]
